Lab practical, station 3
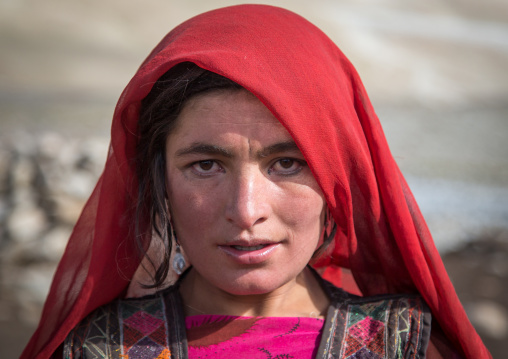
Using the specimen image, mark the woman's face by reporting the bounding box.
[165,90,325,296]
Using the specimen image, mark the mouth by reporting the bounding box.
[218,241,281,264]
[231,244,268,251]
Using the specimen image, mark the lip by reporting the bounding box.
[218,241,281,265]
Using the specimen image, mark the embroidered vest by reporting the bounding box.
[64,279,431,358]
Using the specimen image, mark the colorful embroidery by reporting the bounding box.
[118,297,170,359]
[342,301,388,358]
[64,305,122,359]
[394,298,424,358]
[64,284,430,358]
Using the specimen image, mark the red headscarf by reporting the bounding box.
[22,4,489,358]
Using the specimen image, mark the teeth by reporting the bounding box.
[233,245,266,251]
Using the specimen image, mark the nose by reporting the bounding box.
[225,166,271,229]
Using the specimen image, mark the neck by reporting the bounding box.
[178,267,329,318]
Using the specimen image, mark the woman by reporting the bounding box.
[22,4,489,358]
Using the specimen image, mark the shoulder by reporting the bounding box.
[320,279,432,358]
[63,289,172,359]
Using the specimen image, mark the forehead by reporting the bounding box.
[169,90,295,145]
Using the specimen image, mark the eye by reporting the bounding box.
[191,160,223,175]
[270,158,305,175]
[278,158,295,169]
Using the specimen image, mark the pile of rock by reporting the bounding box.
[0,132,107,326]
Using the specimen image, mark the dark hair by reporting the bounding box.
[135,62,242,288]
[135,62,336,288]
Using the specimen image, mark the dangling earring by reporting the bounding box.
[172,227,186,275]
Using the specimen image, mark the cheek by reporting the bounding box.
[167,174,223,233]
[277,186,325,241]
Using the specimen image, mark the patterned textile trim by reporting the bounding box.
[392,297,427,358]
[118,295,170,359]
[317,275,431,359]
[64,303,122,359]
[332,297,430,359]
[64,271,431,359]
[341,300,389,358]
[64,293,171,359]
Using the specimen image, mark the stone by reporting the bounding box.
[78,137,108,174]
[38,132,65,159]
[5,226,71,264]
[12,263,57,326]
[52,194,86,225]
[36,155,63,194]
[39,226,72,262]
[466,300,508,339]
[0,199,7,223]
[0,149,11,193]
[10,155,35,189]
[60,171,96,199]
[11,186,37,208]
[54,140,81,168]
[6,203,47,243]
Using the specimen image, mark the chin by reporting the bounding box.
[213,270,295,296]
[222,283,276,296]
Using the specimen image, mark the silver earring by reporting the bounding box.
[172,231,186,275]
[173,244,186,275]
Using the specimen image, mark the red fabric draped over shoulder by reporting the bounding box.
[22,5,489,358]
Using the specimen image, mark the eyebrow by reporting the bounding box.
[175,140,301,159]
[256,141,301,159]
[175,143,234,158]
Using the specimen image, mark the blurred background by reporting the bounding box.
[1,0,507,357]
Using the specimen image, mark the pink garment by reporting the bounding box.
[185,315,324,358]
